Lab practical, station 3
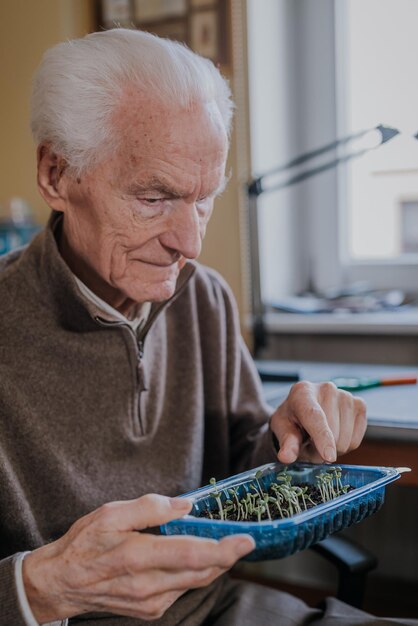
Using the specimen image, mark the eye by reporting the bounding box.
[142,197,163,205]
[133,196,174,220]
[196,196,213,215]
[196,196,209,208]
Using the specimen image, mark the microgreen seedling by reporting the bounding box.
[200,467,352,522]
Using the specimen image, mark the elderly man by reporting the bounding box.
[1,28,410,626]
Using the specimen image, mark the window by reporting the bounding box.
[247,0,418,306]
[337,0,418,272]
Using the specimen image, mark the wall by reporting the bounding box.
[246,0,307,302]
[199,0,251,339]
[0,0,95,222]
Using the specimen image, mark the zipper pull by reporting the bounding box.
[136,340,147,392]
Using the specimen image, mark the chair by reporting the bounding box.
[310,534,377,608]
[233,534,377,609]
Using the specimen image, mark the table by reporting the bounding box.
[258,360,418,487]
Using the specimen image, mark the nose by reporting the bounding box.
[162,201,203,260]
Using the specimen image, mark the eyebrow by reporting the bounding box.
[126,174,229,199]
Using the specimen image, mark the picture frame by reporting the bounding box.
[190,0,218,8]
[190,10,219,62]
[134,0,187,23]
[189,0,229,65]
[101,0,132,27]
[96,0,229,66]
[149,20,188,43]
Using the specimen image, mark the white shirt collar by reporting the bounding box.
[73,275,151,333]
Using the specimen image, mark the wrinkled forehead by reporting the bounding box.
[113,91,228,154]
[103,94,228,190]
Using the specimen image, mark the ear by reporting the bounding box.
[37,144,70,212]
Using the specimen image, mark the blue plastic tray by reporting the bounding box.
[161,463,403,561]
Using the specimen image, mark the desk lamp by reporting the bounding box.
[247,124,400,355]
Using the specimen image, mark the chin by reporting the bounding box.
[123,263,181,303]
[129,279,178,303]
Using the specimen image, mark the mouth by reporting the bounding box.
[136,259,181,268]
[135,250,183,267]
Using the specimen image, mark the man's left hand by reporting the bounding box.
[271,381,367,464]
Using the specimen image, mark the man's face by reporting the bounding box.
[59,95,228,310]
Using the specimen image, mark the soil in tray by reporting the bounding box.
[196,467,354,523]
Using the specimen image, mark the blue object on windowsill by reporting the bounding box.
[0,221,42,255]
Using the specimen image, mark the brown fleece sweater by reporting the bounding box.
[0,211,275,625]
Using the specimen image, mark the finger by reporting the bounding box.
[107,533,255,574]
[349,396,367,450]
[317,382,340,444]
[306,407,337,462]
[290,387,337,462]
[297,443,326,464]
[93,536,255,613]
[334,390,356,455]
[274,422,305,464]
[97,564,227,604]
[123,590,185,621]
[93,494,193,532]
[82,584,184,621]
[128,589,183,621]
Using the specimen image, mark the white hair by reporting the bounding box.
[30,28,233,176]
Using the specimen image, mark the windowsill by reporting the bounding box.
[260,307,418,335]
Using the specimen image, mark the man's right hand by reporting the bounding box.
[22,494,255,622]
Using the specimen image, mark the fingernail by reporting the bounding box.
[171,498,192,510]
[324,446,336,463]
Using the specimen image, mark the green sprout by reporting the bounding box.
[205,466,351,522]
[209,477,225,520]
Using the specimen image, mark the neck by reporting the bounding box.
[58,226,138,317]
